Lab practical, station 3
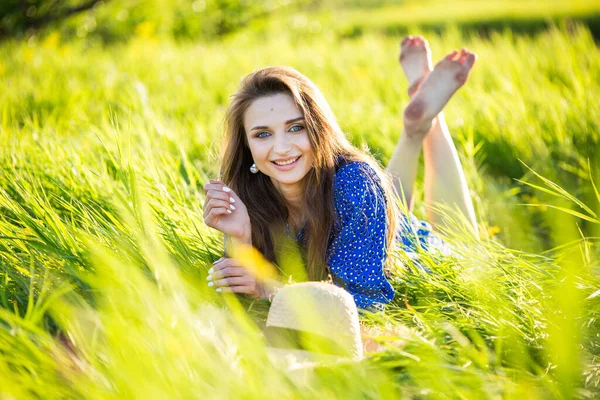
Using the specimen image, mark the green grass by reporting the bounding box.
[18,0,600,43]
[338,0,600,31]
[0,18,599,399]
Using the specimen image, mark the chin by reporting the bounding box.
[268,169,312,186]
[271,174,307,186]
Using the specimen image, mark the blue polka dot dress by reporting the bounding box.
[297,160,449,312]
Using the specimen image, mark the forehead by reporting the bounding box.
[243,93,303,131]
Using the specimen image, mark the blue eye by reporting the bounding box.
[290,125,304,132]
[256,131,271,138]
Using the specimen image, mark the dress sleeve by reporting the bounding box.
[327,162,395,311]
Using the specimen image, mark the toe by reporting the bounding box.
[459,48,468,63]
[464,52,477,69]
[445,50,458,61]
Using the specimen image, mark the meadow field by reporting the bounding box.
[1,0,600,398]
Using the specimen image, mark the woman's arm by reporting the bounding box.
[205,179,264,297]
[328,162,395,311]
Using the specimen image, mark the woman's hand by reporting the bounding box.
[206,257,266,299]
[203,179,251,244]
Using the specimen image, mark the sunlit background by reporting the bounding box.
[1,0,599,398]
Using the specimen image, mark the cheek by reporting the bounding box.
[295,133,313,152]
[247,142,268,163]
[299,136,314,159]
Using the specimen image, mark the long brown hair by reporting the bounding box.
[221,66,398,281]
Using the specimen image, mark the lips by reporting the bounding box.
[272,156,301,166]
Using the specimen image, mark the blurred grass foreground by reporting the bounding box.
[1,0,600,398]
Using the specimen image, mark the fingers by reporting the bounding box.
[206,258,259,296]
[205,179,230,190]
[203,179,234,196]
[203,180,239,205]
[211,276,250,288]
[212,256,226,266]
[203,192,236,221]
[203,180,239,225]
[209,257,244,273]
[203,184,231,193]
[205,198,235,214]
[217,286,256,295]
[205,207,231,222]
[208,266,247,280]
[205,190,234,203]
[204,188,235,203]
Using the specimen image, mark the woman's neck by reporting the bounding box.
[271,179,305,228]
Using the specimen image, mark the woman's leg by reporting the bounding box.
[387,36,479,237]
[421,112,478,237]
[388,36,432,209]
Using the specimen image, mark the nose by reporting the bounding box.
[273,132,292,155]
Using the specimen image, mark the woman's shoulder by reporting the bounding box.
[333,158,386,216]
[334,158,382,193]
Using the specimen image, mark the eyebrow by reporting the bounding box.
[250,117,305,131]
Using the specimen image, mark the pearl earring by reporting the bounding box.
[250,163,259,174]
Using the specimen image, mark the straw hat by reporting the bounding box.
[264,281,363,368]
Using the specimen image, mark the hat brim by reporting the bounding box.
[265,347,349,386]
[266,346,347,367]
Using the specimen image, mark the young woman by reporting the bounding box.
[203,36,478,311]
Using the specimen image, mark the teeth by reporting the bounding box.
[274,157,299,166]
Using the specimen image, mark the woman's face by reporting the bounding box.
[243,93,314,190]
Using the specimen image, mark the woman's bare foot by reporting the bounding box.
[403,48,477,140]
[399,35,433,98]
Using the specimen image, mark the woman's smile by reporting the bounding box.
[272,155,301,169]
